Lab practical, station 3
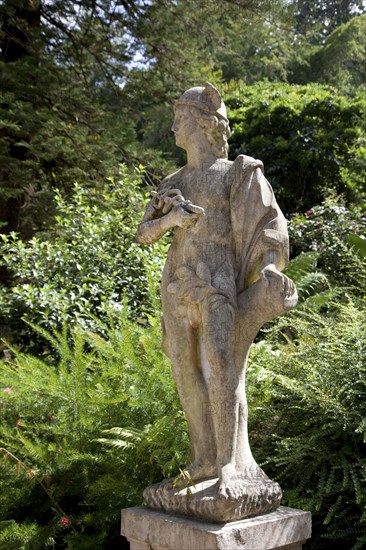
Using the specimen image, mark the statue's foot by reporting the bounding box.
[183,459,217,482]
[218,463,239,500]
[145,458,283,521]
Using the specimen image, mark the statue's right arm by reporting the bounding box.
[136,186,205,245]
[136,202,176,245]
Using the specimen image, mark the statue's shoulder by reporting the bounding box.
[231,154,264,172]
[227,155,265,190]
[158,166,185,191]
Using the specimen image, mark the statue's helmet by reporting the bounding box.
[174,82,228,123]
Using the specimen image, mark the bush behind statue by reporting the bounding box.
[0,310,188,548]
[0,165,166,352]
[288,195,366,296]
[247,296,366,550]
[226,82,366,215]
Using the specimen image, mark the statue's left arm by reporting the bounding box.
[229,155,297,319]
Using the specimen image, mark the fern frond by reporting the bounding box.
[284,251,318,281]
[296,272,329,300]
[95,438,135,451]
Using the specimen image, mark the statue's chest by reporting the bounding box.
[173,170,230,210]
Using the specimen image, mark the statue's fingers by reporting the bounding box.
[159,188,182,199]
[166,188,183,197]
[186,203,205,215]
[162,198,173,214]
[286,277,294,296]
[286,278,292,295]
[156,197,164,209]
[153,189,169,202]
[264,268,281,282]
[170,195,185,206]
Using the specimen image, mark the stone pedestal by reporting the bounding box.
[121,506,311,550]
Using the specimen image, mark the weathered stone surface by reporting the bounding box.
[121,506,312,550]
[136,82,298,520]
[143,464,282,523]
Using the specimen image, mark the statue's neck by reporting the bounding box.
[185,143,220,168]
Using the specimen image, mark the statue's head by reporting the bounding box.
[173,82,231,158]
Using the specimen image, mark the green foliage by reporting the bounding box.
[0,311,187,548]
[226,82,366,214]
[0,165,166,350]
[309,15,366,91]
[0,0,140,237]
[176,2,287,84]
[347,234,366,258]
[288,196,366,293]
[248,224,366,549]
[0,54,137,230]
[284,252,333,308]
[215,4,302,85]
[247,297,366,549]
[98,412,188,480]
[0,4,365,550]
[0,521,44,550]
[1,0,365,239]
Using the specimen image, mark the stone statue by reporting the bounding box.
[136,83,297,522]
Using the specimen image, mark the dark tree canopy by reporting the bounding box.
[0,0,288,242]
[0,0,364,251]
[293,0,365,39]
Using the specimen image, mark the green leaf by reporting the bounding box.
[347,234,366,258]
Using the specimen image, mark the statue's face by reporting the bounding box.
[172,106,201,150]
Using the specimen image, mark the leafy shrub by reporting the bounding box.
[288,196,366,294]
[0,312,187,548]
[0,165,166,351]
[247,297,366,550]
[226,83,366,215]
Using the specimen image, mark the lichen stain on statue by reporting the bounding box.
[136,82,298,523]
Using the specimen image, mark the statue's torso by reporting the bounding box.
[161,159,236,305]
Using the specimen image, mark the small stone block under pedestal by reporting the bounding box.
[121,506,312,550]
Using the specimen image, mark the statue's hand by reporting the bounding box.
[151,189,185,214]
[169,203,205,229]
[260,264,296,296]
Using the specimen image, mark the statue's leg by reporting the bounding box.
[163,313,217,479]
[233,343,255,472]
[201,295,240,497]
[233,306,269,474]
[235,385,254,471]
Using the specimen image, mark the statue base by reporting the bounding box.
[121,506,312,550]
[143,472,282,523]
